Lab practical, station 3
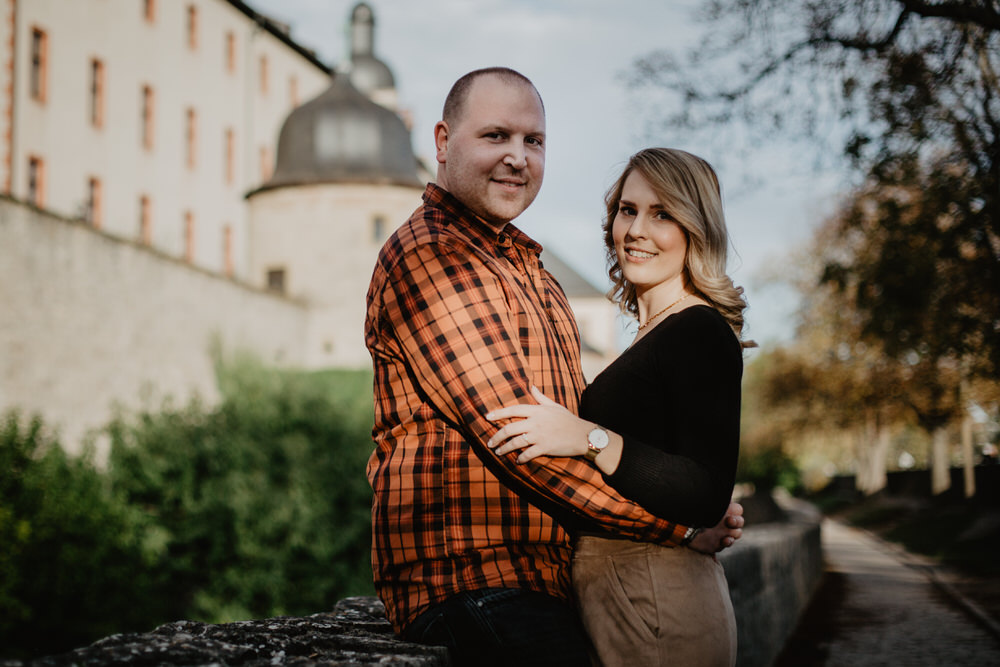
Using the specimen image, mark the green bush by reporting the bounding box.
[0,360,377,659]
[0,412,161,659]
[736,444,803,494]
[106,361,376,623]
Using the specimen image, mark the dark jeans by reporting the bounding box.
[400,588,594,666]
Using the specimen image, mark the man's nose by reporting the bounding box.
[504,143,527,169]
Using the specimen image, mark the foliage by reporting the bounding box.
[0,411,160,659]
[0,361,376,659]
[738,353,806,493]
[107,361,376,623]
[735,441,803,494]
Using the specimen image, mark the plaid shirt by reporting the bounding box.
[365,183,689,633]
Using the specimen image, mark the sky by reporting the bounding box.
[248,0,846,347]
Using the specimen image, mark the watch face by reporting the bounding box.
[589,428,609,449]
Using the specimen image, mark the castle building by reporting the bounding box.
[0,0,617,453]
[3,0,332,277]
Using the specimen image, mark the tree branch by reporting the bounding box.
[897,0,1000,32]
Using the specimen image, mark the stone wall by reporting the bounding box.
[0,198,309,457]
[14,598,447,667]
[720,501,824,667]
[13,507,823,666]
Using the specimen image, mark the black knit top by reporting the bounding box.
[579,305,743,528]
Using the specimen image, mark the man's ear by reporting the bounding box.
[433,121,449,165]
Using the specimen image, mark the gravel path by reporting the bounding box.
[775,519,1000,666]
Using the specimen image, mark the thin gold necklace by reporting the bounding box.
[637,293,691,331]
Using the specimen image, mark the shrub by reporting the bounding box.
[0,412,160,659]
[1,360,378,658]
[736,444,803,495]
[106,361,376,623]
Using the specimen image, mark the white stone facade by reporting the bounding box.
[2,0,330,277]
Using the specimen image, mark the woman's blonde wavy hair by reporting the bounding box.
[602,148,752,345]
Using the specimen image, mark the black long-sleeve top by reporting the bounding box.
[578,305,743,528]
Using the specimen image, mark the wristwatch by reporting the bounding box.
[585,427,609,461]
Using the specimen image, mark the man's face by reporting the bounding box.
[435,76,545,228]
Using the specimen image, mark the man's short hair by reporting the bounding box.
[442,67,544,126]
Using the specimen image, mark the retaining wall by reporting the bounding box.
[721,501,824,667]
[19,505,823,667]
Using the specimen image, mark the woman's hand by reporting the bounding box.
[486,386,592,463]
[687,502,745,554]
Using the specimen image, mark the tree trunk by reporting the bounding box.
[872,424,890,493]
[962,416,975,498]
[855,414,889,495]
[931,426,951,495]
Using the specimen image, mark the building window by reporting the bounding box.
[225,31,236,73]
[183,211,195,262]
[186,5,198,50]
[266,268,285,293]
[144,0,156,23]
[223,225,233,277]
[30,28,48,103]
[185,108,197,169]
[289,75,298,106]
[259,145,271,182]
[372,216,386,242]
[141,85,155,149]
[139,195,152,244]
[27,156,45,207]
[259,54,268,94]
[89,58,105,128]
[224,127,234,184]
[85,177,103,228]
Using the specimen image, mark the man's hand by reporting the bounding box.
[688,501,744,554]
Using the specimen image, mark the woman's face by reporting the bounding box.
[612,170,688,296]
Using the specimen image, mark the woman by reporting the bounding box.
[487,148,750,666]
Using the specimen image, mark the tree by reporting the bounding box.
[630,0,1000,377]
[746,239,910,495]
[823,174,978,491]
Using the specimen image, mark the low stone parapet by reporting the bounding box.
[11,503,822,666]
[720,500,824,667]
[11,598,446,666]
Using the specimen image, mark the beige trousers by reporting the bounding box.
[573,536,737,667]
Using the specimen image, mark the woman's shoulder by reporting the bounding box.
[653,305,742,357]
[661,304,729,334]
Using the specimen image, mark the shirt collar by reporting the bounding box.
[423,183,542,255]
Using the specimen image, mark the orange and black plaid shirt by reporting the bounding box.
[365,184,689,633]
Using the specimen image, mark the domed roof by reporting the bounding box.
[350,54,394,96]
[348,2,395,96]
[257,73,422,191]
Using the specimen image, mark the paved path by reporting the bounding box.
[776,519,1000,666]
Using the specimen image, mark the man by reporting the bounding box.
[365,67,743,665]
